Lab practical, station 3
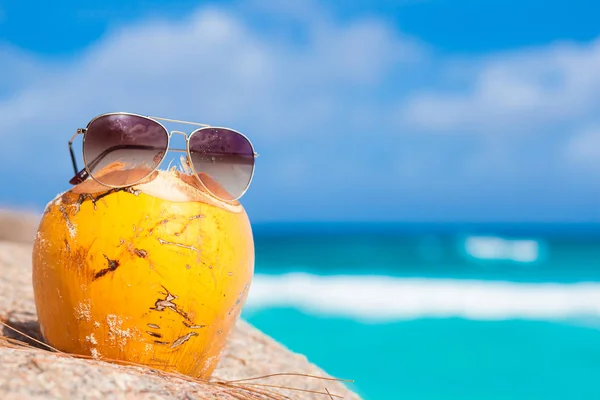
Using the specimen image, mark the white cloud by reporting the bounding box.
[400,38,600,134]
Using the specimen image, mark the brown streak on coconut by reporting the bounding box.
[133,249,148,258]
[157,238,201,253]
[150,286,194,324]
[170,332,199,349]
[174,214,205,237]
[93,255,120,280]
[182,321,206,329]
[73,187,140,213]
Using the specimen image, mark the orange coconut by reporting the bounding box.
[32,170,254,378]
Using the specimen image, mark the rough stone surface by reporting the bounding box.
[0,212,359,400]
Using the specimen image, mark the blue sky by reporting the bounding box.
[1,0,600,222]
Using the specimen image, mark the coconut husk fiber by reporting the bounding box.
[0,209,360,399]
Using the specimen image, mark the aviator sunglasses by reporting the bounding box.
[68,112,257,201]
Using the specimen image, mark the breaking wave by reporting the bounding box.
[462,236,543,263]
[246,273,600,322]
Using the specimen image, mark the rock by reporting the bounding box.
[0,212,360,400]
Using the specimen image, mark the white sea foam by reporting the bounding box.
[246,273,600,322]
[463,236,541,263]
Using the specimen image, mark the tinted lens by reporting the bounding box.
[188,128,254,201]
[83,114,168,186]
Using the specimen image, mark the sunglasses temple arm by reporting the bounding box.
[68,130,89,185]
[69,143,79,175]
[68,130,83,175]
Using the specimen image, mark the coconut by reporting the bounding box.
[32,169,254,378]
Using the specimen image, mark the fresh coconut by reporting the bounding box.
[32,169,254,378]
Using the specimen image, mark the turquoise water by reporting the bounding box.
[243,224,600,399]
[246,309,600,399]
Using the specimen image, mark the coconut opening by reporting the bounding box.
[70,168,244,213]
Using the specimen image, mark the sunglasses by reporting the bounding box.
[68,112,257,201]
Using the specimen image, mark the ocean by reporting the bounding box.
[242,223,600,399]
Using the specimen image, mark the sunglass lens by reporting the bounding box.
[188,128,255,201]
[83,114,169,186]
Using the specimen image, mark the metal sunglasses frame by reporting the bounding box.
[68,112,258,201]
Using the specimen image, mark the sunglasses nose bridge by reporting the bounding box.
[169,130,188,139]
[167,130,189,154]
